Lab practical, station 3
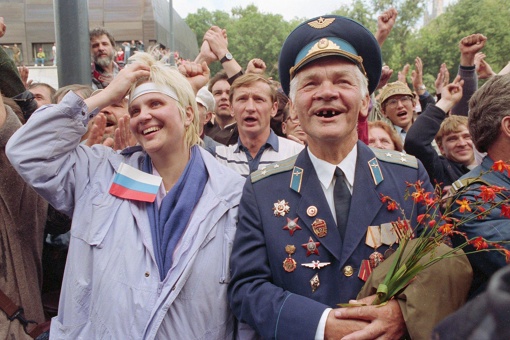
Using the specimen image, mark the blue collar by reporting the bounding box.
[234,129,279,153]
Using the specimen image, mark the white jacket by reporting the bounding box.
[6,92,246,339]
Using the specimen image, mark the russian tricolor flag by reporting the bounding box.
[109,163,162,202]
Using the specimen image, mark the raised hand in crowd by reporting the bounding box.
[246,58,266,74]
[398,63,410,83]
[85,113,113,148]
[195,39,218,65]
[17,66,32,89]
[411,56,426,95]
[435,75,464,114]
[178,60,210,94]
[376,64,393,90]
[474,52,496,79]
[200,26,243,79]
[113,114,136,150]
[375,7,398,47]
[459,33,487,66]
[434,63,450,96]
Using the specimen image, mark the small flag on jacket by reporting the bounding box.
[109,163,162,202]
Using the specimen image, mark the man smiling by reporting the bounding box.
[228,15,448,340]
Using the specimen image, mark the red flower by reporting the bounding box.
[438,223,453,235]
[492,160,507,173]
[387,201,397,211]
[501,204,510,218]
[477,206,486,219]
[469,236,489,250]
[456,198,472,213]
[476,185,505,202]
[428,220,437,228]
[417,214,430,224]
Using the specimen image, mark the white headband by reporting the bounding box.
[129,82,179,104]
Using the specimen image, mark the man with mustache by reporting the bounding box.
[90,27,121,90]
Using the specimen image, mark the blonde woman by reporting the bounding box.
[7,53,245,339]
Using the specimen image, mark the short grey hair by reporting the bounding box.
[468,74,510,153]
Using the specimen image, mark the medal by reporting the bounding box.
[273,199,290,217]
[302,237,320,256]
[358,259,372,281]
[381,222,397,246]
[311,218,327,238]
[307,206,318,217]
[283,245,297,272]
[366,226,384,268]
[301,260,331,270]
[283,217,302,236]
[310,273,320,292]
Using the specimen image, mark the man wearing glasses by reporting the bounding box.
[379,81,416,143]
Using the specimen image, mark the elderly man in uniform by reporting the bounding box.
[227,16,469,339]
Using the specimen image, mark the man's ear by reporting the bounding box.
[359,94,370,119]
[501,116,510,138]
[270,101,278,118]
[282,121,288,135]
[205,111,213,125]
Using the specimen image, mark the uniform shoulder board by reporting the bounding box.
[369,147,418,169]
[250,155,298,183]
[450,177,491,194]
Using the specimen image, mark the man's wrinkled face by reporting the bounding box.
[91,34,115,68]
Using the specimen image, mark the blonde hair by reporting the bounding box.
[128,52,201,149]
[435,115,469,149]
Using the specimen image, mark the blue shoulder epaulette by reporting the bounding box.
[250,155,298,183]
[369,147,418,169]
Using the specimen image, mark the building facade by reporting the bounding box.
[0,0,198,66]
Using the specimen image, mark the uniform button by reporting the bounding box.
[145,272,150,277]
[343,265,354,277]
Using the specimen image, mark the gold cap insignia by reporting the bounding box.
[308,17,336,29]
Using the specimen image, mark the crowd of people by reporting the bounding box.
[2,7,510,339]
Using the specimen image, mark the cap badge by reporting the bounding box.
[308,17,335,29]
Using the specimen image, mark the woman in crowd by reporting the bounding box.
[6,52,245,339]
[368,120,403,151]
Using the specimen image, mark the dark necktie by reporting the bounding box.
[334,167,351,240]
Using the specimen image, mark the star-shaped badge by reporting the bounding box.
[283,217,302,236]
[273,199,290,217]
[302,237,320,256]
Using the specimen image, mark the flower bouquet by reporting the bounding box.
[357,160,510,307]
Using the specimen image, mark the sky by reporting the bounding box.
[172,0,455,22]
[172,0,350,21]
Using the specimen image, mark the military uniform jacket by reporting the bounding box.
[228,142,433,339]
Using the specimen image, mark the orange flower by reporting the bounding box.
[501,204,510,218]
[492,160,507,173]
[470,236,489,250]
[456,198,472,213]
[411,188,426,203]
[504,249,510,263]
[387,201,397,211]
[438,223,453,235]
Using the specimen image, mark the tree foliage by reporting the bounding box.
[184,0,509,86]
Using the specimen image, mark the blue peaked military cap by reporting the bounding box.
[278,15,382,96]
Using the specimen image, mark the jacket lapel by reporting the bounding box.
[293,150,343,262]
[339,142,383,267]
